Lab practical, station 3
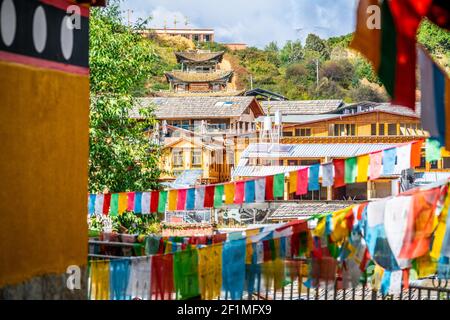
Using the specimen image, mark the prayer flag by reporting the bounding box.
[150,191,159,213]
[214,185,224,208]
[94,194,104,215]
[176,189,187,211]
[411,140,423,168]
[369,151,383,180]
[134,192,142,214]
[255,178,266,202]
[204,185,215,208]
[157,191,167,213]
[289,171,297,193]
[168,190,177,211]
[382,148,397,175]
[118,192,127,215]
[273,173,285,198]
[151,254,174,300]
[110,193,119,216]
[419,46,450,147]
[89,194,96,215]
[195,187,205,210]
[296,168,308,196]
[321,162,334,187]
[356,155,369,183]
[245,180,255,203]
[333,159,345,188]
[395,144,412,172]
[110,259,131,300]
[265,176,274,201]
[222,239,246,300]
[102,193,111,216]
[127,192,135,212]
[234,181,245,204]
[141,192,151,214]
[186,188,195,210]
[426,138,442,162]
[89,260,110,300]
[308,164,320,191]
[224,183,235,205]
[351,0,419,110]
[345,157,358,184]
[126,256,151,300]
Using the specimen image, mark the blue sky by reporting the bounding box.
[120,0,358,48]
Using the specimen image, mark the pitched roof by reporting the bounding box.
[130,97,265,120]
[241,143,397,159]
[175,51,225,63]
[165,70,233,83]
[261,100,344,115]
[341,101,421,118]
[268,201,356,221]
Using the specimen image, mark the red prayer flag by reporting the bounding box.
[234,181,245,204]
[410,140,423,168]
[333,159,346,188]
[265,176,274,201]
[151,254,174,300]
[102,193,111,215]
[203,185,215,208]
[150,191,159,213]
[296,168,308,196]
[176,189,187,211]
[127,192,135,212]
[263,240,271,262]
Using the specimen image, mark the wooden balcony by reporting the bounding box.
[281,135,427,144]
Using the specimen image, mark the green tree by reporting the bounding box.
[89,1,162,193]
[280,40,304,65]
[320,59,355,89]
[305,33,330,59]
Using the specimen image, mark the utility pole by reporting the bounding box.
[127,9,133,27]
[316,59,319,88]
[250,74,253,90]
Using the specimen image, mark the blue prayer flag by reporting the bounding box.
[382,148,397,175]
[308,164,320,191]
[134,192,142,214]
[245,180,255,203]
[186,188,196,210]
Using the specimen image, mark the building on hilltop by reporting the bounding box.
[141,28,215,43]
[163,50,236,95]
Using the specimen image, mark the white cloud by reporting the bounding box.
[120,0,358,48]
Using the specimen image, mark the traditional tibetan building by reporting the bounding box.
[164,50,234,94]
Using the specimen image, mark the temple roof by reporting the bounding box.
[175,51,225,63]
[165,70,233,83]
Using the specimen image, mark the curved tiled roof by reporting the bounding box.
[175,51,225,63]
[165,70,233,83]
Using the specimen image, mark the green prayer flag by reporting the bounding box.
[214,185,224,208]
[110,193,119,216]
[158,191,168,213]
[173,249,200,300]
[344,157,358,184]
[426,138,442,162]
[273,173,285,198]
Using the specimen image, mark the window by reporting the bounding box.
[430,160,439,169]
[418,157,426,169]
[388,123,397,136]
[300,159,320,166]
[283,131,293,137]
[172,149,183,167]
[443,157,450,169]
[193,35,199,42]
[191,149,202,167]
[371,124,377,136]
[287,160,299,165]
[379,124,385,136]
[295,128,312,137]
[204,34,211,42]
[333,124,355,136]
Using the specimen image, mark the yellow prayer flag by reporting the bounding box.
[89,260,110,300]
[224,183,235,205]
[118,192,128,215]
[246,228,260,238]
[246,243,253,264]
[356,155,370,183]
[168,190,177,211]
[289,171,297,194]
[198,244,222,300]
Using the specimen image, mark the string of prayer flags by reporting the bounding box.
[308,164,320,191]
[333,159,345,188]
[273,173,285,198]
[419,46,450,149]
[344,157,358,184]
[296,168,308,196]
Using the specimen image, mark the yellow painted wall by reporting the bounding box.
[0,61,89,287]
